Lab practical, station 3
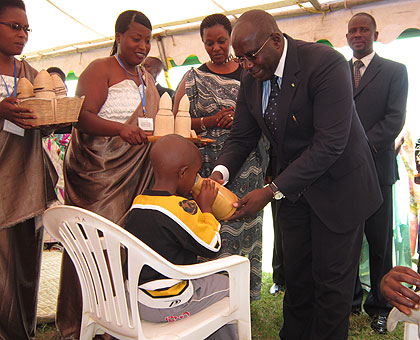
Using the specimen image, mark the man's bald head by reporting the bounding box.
[233,9,280,43]
[232,10,283,82]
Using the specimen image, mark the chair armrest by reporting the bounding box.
[164,255,250,316]
[174,255,249,278]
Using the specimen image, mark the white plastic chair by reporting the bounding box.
[388,303,420,339]
[42,205,251,340]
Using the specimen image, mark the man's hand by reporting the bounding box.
[210,171,224,185]
[227,186,273,220]
[380,266,420,315]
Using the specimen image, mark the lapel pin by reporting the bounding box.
[291,83,295,87]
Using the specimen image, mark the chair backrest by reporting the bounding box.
[43,205,189,339]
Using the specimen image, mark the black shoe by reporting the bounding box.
[351,305,361,315]
[370,315,388,334]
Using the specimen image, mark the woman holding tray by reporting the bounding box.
[0,1,56,339]
[173,13,269,301]
[58,10,160,338]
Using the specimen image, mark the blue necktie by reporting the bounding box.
[264,76,280,137]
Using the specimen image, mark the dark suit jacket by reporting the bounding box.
[349,55,408,186]
[216,35,382,233]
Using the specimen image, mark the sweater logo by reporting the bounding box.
[169,299,182,307]
[179,200,198,215]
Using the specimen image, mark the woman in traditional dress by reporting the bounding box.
[173,13,269,301]
[57,10,160,338]
[0,1,53,338]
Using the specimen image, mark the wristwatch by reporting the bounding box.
[267,182,285,200]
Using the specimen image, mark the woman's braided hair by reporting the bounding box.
[199,13,232,40]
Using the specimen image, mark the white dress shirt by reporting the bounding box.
[352,51,375,78]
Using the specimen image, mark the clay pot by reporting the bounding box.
[154,92,174,136]
[33,70,55,99]
[16,77,34,99]
[175,94,191,137]
[191,174,238,220]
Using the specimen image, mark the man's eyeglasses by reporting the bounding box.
[234,34,273,65]
[0,22,32,33]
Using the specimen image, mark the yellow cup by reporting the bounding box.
[191,174,238,220]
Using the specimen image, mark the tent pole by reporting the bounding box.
[155,35,169,72]
[308,0,323,10]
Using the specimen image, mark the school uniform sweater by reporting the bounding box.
[125,190,221,306]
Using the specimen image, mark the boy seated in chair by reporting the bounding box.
[125,134,238,340]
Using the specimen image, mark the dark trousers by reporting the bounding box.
[353,185,393,316]
[271,200,285,286]
[0,220,44,340]
[278,197,363,340]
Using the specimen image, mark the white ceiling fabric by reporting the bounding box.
[20,0,420,76]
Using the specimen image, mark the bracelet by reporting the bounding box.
[200,117,207,131]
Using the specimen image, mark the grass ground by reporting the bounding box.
[251,272,404,340]
[34,272,405,340]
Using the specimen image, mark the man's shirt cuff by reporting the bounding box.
[212,165,229,185]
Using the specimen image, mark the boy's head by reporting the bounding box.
[150,134,202,197]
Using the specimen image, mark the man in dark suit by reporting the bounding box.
[347,12,408,334]
[142,56,175,98]
[210,9,383,340]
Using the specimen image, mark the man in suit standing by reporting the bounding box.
[347,12,408,334]
[142,56,175,98]
[210,9,382,340]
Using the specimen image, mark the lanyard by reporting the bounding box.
[115,56,146,115]
[1,59,17,97]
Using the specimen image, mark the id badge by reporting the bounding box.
[3,120,25,136]
[138,117,154,132]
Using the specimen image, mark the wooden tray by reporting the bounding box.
[147,136,216,145]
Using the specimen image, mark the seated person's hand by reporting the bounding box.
[0,96,36,129]
[192,178,218,213]
[380,266,420,315]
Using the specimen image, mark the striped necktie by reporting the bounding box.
[354,59,363,89]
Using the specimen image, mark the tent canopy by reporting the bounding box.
[22,0,420,75]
